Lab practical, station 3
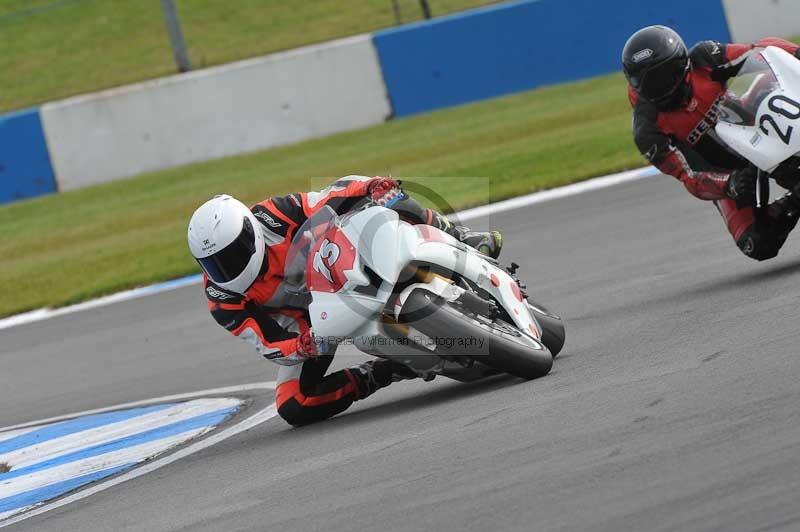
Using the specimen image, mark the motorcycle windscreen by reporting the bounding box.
[716,48,800,172]
[340,207,406,285]
[718,51,779,127]
[283,206,339,294]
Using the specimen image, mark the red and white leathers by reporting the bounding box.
[630,38,800,260]
[203,175,461,425]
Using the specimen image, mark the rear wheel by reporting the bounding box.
[400,290,553,380]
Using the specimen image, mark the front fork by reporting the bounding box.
[756,169,771,217]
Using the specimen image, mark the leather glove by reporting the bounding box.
[725,167,757,201]
[296,329,319,357]
[368,177,401,206]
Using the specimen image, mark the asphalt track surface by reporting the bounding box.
[3,176,800,532]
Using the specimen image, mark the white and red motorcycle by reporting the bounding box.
[716,46,800,200]
[284,203,565,382]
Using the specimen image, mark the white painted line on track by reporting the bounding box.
[0,166,658,331]
[0,383,278,528]
[455,166,660,221]
[0,274,202,332]
[0,382,275,432]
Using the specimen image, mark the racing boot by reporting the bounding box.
[350,359,418,400]
[453,227,503,259]
[429,211,503,259]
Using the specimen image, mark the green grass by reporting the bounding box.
[2,14,796,316]
[0,0,495,112]
[0,72,642,317]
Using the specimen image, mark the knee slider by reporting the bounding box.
[277,398,312,427]
[736,231,780,261]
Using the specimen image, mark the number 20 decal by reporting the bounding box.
[759,95,800,144]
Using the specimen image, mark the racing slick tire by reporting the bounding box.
[526,300,565,357]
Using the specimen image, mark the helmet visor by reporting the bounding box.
[637,57,689,103]
[198,217,257,283]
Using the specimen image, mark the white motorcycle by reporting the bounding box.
[283,202,565,382]
[716,46,800,200]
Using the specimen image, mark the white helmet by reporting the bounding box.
[188,195,265,294]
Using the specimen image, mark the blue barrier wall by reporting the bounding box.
[373,0,731,117]
[0,108,57,204]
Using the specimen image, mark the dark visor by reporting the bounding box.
[636,57,688,103]
[198,217,257,283]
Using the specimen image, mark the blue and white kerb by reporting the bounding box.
[0,397,241,521]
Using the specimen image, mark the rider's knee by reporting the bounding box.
[736,229,780,261]
[277,398,314,426]
[277,395,342,427]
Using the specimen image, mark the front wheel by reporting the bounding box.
[526,300,565,357]
[400,290,553,380]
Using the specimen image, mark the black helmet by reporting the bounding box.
[623,26,691,110]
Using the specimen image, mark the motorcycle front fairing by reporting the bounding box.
[716,47,800,173]
[304,207,543,349]
[306,207,415,342]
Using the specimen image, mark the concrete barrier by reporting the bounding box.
[722,0,800,43]
[0,108,57,205]
[373,0,731,117]
[40,34,391,191]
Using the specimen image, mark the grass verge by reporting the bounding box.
[0,0,495,112]
[0,72,643,318]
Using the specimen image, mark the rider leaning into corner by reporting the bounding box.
[623,25,800,260]
[187,176,502,426]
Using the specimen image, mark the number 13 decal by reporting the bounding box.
[313,239,340,283]
[759,95,800,144]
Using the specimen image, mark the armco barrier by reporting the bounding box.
[722,0,800,42]
[0,108,57,205]
[373,0,731,117]
[40,34,391,191]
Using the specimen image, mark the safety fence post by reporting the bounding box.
[419,0,432,19]
[160,0,192,72]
